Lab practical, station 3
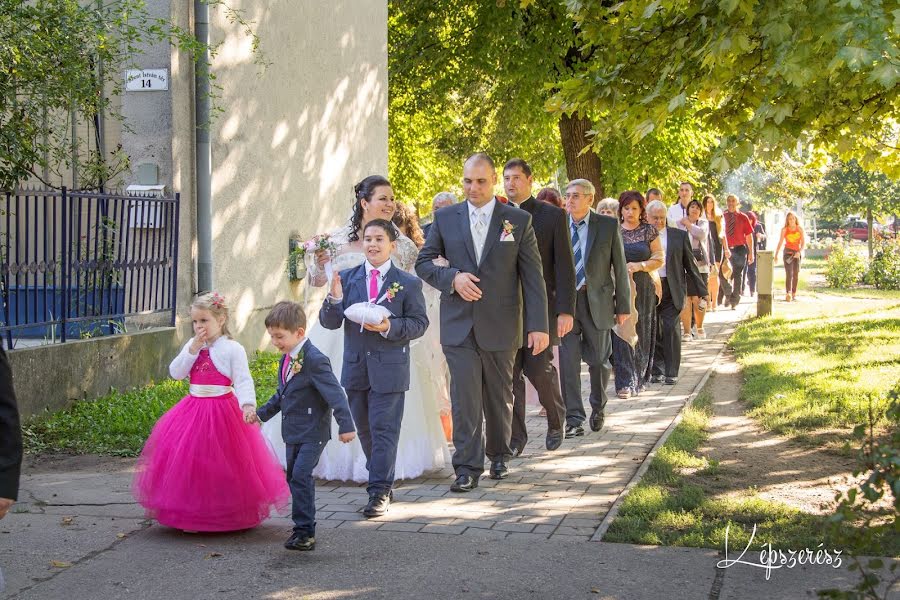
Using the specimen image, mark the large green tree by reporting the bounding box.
[388,0,721,209]
[553,0,900,177]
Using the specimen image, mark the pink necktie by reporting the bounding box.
[282,356,290,383]
[369,269,380,301]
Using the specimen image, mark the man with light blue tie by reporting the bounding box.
[559,179,630,438]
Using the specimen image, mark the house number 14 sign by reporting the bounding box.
[125,69,169,91]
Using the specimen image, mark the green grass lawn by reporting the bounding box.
[607,277,900,555]
[605,389,898,555]
[23,351,282,456]
[730,302,900,439]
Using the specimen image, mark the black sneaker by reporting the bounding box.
[564,424,585,439]
[362,493,390,518]
[284,532,315,551]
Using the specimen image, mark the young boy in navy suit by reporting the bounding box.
[319,219,429,518]
[250,302,355,551]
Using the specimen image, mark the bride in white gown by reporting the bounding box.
[262,176,450,481]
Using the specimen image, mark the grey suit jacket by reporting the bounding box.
[578,212,631,329]
[415,200,548,351]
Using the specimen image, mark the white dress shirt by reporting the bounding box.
[282,337,307,383]
[657,227,668,278]
[169,336,256,407]
[667,202,690,230]
[467,197,497,262]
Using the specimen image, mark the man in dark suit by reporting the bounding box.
[320,219,429,516]
[647,200,709,384]
[416,153,548,491]
[560,179,631,438]
[0,347,21,521]
[502,158,575,453]
[421,192,457,239]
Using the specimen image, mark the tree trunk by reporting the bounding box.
[558,112,604,199]
[867,206,873,259]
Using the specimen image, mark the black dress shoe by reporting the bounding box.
[589,410,604,432]
[545,429,563,451]
[450,474,479,492]
[650,374,663,384]
[489,460,509,480]
[664,376,677,385]
[363,493,390,518]
[564,424,585,439]
[284,532,315,551]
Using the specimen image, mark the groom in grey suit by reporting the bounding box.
[416,153,548,492]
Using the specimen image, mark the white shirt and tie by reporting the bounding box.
[327,258,394,336]
[468,197,497,264]
[657,227,668,278]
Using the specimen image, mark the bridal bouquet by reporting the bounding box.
[288,234,338,281]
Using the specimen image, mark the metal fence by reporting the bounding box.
[0,187,180,349]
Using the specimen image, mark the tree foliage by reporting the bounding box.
[551,0,900,177]
[814,159,900,222]
[0,0,259,190]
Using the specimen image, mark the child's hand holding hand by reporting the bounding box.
[338,431,356,444]
[242,405,259,424]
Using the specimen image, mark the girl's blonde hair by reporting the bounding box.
[784,210,802,230]
[191,292,232,337]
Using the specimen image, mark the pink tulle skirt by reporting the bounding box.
[133,394,290,532]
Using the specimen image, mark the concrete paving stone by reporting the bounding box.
[548,534,593,542]
[554,525,597,536]
[462,527,509,539]
[533,524,558,535]
[492,522,536,533]
[318,504,361,513]
[328,511,366,521]
[418,524,467,535]
[505,532,551,541]
[377,522,423,533]
[336,519,382,529]
[315,519,342,529]
[560,517,602,528]
[450,519,495,529]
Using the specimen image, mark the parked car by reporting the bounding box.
[845,219,883,241]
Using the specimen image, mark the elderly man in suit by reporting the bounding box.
[647,200,709,384]
[559,179,631,438]
[422,192,458,238]
[502,158,575,454]
[416,153,548,491]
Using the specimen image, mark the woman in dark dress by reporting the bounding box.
[611,191,664,398]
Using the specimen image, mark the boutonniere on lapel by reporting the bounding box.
[289,350,305,375]
[500,219,516,242]
[382,281,403,303]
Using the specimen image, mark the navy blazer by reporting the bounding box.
[319,263,428,393]
[256,340,355,444]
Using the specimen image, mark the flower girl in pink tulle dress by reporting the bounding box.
[133,292,289,532]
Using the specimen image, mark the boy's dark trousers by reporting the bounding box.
[347,389,404,497]
[286,441,325,536]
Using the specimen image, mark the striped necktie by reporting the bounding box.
[571,220,586,289]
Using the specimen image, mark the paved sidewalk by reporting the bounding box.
[301,301,749,541]
[8,297,893,599]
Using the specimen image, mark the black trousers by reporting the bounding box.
[728,245,748,305]
[510,345,566,449]
[652,278,682,378]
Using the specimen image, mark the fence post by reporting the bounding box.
[756,250,774,317]
[171,193,180,327]
[60,186,68,343]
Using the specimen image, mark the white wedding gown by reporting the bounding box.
[262,224,451,482]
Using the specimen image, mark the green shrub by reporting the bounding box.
[862,239,900,290]
[824,244,866,288]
